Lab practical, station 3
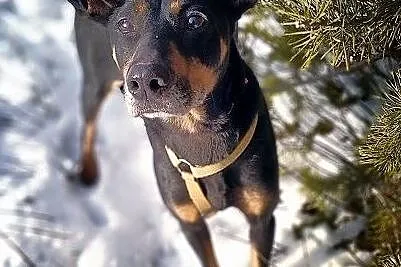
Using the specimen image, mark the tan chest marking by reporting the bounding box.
[165,108,206,133]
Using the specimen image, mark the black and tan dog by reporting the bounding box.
[67,0,279,266]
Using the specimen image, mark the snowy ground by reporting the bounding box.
[0,1,365,266]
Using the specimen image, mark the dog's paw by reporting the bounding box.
[65,163,100,187]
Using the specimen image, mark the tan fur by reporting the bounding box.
[166,40,229,132]
[250,245,263,267]
[169,0,182,15]
[172,202,201,223]
[237,187,272,217]
[79,80,122,183]
[134,0,150,14]
[169,43,218,95]
[166,108,207,133]
[80,121,98,180]
[83,122,96,158]
[202,239,219,267]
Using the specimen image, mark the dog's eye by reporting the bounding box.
[187,11,208,30]
[117,18,131,34]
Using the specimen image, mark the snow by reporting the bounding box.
[0,1,366,266]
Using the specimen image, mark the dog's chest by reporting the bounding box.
[164,128,238,166]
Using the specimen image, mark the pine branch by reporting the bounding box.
[359,70,401,177]
[262,0,401,69]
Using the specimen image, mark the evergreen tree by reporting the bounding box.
[240,0,401,265]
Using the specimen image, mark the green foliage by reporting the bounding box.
[263,0,401,69]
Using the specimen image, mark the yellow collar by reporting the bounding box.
[165,113,259,178]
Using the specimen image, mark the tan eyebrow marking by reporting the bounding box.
[169,0,182,15]
[134,0,150,14]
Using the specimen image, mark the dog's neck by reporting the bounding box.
[144,41,261,166]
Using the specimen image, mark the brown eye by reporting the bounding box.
[117,18,131,34]
[187,11,208,30]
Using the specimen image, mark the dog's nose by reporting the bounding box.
[127,64,169,99]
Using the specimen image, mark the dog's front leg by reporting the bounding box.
[149,142,219,267]
[170,202,219,267]
[77,79,119,185]
[248,215,275,267]
[234,186,278,267]
[73,13,122,186]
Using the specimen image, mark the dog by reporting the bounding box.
[67,0,279,266]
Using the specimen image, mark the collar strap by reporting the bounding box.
[165,113,259,179]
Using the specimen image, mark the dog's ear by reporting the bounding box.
[228,0,258,20]
[68,0,123,18]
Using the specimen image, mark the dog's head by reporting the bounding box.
[69,0,257,118]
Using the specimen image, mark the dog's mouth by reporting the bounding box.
[121,80,206,119]
[121,90,193,119]
[140,112,176,119]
